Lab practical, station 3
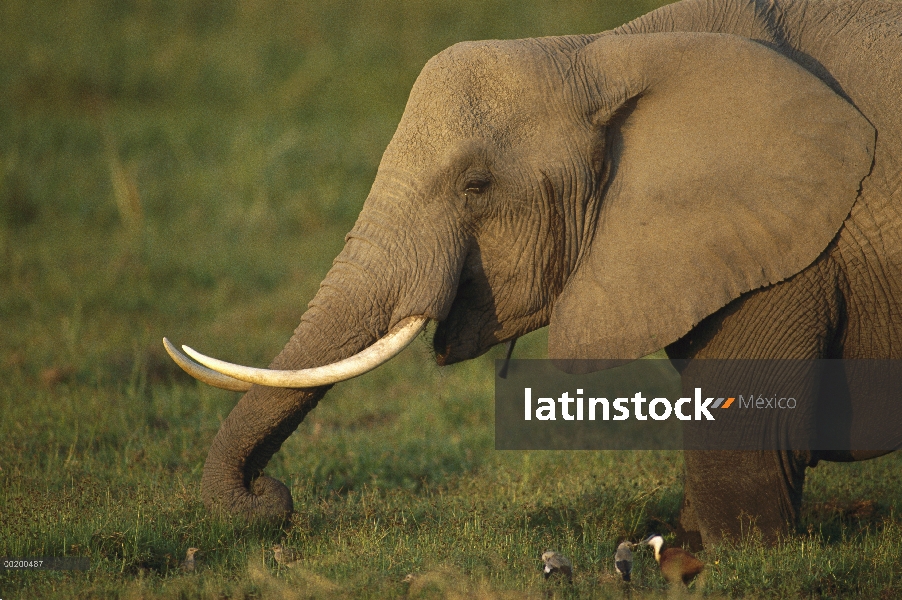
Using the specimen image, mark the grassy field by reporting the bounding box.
[2,0,901,597]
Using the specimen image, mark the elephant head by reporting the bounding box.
[166,31,873,522]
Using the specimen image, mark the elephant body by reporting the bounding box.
[618,0,902,546]
[177,0,902,547]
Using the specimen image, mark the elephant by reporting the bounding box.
[165,0,902,547]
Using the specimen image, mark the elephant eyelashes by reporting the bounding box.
[463,176,491,195]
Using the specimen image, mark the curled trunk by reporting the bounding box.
[197,195,464,521]
[200,385,325,521]
[198,259,386,520]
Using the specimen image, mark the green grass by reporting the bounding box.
[2,0,901,597]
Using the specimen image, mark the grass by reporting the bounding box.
[1,0,901,597]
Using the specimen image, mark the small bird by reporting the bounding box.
[614,541,634,582]
[642,534,704,585]
[541,550,573,582]
[272,543,300,568]
[180,547,199,572]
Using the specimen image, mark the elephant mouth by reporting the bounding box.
[433,316,494,366]
[432,269,553,365]
[432,273,503,365]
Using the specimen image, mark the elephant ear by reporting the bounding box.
[549,32,874,360]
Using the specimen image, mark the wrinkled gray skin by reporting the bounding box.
[200,0,902,546]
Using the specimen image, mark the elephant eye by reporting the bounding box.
[464,177,491,195]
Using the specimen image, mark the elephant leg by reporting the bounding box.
[668,260,842,546]
[681,449,809,546]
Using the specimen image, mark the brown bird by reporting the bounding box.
[642,534,704,585]
[272,543,300,568]
[614,541,634,582]
[180,547,199,572]
[541,550,573,582]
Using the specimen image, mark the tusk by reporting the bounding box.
[179,315,429,388]
[163,337,253,391]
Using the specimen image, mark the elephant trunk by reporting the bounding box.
[198,195,464,521]
[200,384,325,521]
